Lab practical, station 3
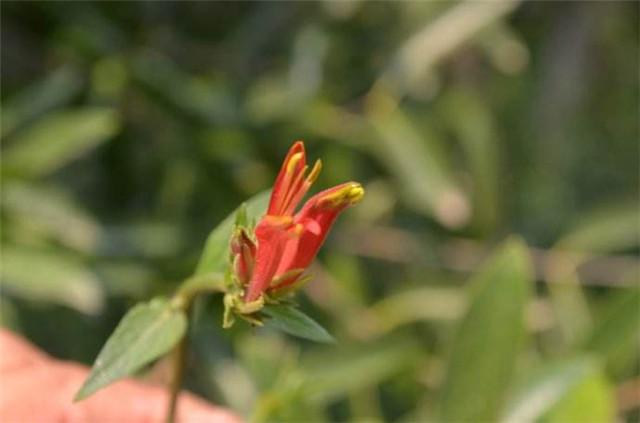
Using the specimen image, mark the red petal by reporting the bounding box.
[244,216,294,301]
[267,141,306,216]
[267,141,323,217]
[273,182,364,282]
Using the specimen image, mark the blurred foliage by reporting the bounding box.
[1,1,638,421]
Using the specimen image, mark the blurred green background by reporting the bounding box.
[1,1,638,422]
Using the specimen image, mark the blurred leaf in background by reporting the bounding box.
[439,239,532,422]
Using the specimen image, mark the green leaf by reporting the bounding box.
[440,89,500,233]
[366,89,470,229]
[132,53,237,124]
[3,108,120,178]
[1,246,104,314]
[253,336,421,421]
[300,337,421,403]
[583,287,640,373]
[365,286,467,336]
[1,66,83,138]
[74,298,187,401]
[541,364,614,423]
[194,190,270,277]
[384,0,518,95]
[439,238,532,422]
[100,221,184,258]
[556,203,640,253]
[2,182,100,253]
[262,304,335,343]
[504,357,615,423]
[547,203,639,349]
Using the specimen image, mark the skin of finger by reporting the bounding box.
[0,330,242,423]
[0,327,46,372]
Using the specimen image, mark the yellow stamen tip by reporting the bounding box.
[306,159,322,184]
[262,215,294,227]
[348,184,365,203]
[286,152,304,174]
[320,182,365,208]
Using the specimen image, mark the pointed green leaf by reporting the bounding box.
[439,238,533,422]
[2,183,100,252]
[300,337,421,403]
[504,357,615,423]
[132,53,237,123]
[253,336,420,421]
[542,363,614,422]
[3,108,120,177]
[262,304,335,343]
[1,66,83,138]
[194,190,269,277]
[1,246,103,314]
[583,287,640,373]
[440,89,500,233]
[557,203,640,253]
[366,99,470,229]
[548,203,639,349]
[75,298,187,401]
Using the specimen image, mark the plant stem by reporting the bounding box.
[166,333,188,423]
[165,275,225,423]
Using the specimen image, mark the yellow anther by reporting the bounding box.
[280,164,308,213]
[286,152,304,174]
[306,159,322,185]
[319,182,365,208]
[346,184,365,203]
[262,215,294,227]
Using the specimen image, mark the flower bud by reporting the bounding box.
[230,229,255,286]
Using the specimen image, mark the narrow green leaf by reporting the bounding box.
[2,182,100,253]
[253,336,421,421]
[366,286,467,336]
[132,53,237,124]
[1,66,83,138]
[194,190,270,277]
[100,221,184,258]
[384,0,518,95]
[541,363,614,422]
[440,89,500,233]
[301,337,421,403]
[74,298,187,401]
[262,304,335,343]
[439,238,532,422]
[1,246,103,314]
[556,203,640,253]
[366,90,470,229]
[583,287,640,373]
[504,357,598,423]
[3,108,120,177]
[547,203,639,349]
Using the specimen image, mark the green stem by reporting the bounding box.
[165,273,227,423]
[166,327,188,423]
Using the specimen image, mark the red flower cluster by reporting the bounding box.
[231,141,364,306]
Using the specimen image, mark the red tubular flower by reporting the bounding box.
[240,141,364,303]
